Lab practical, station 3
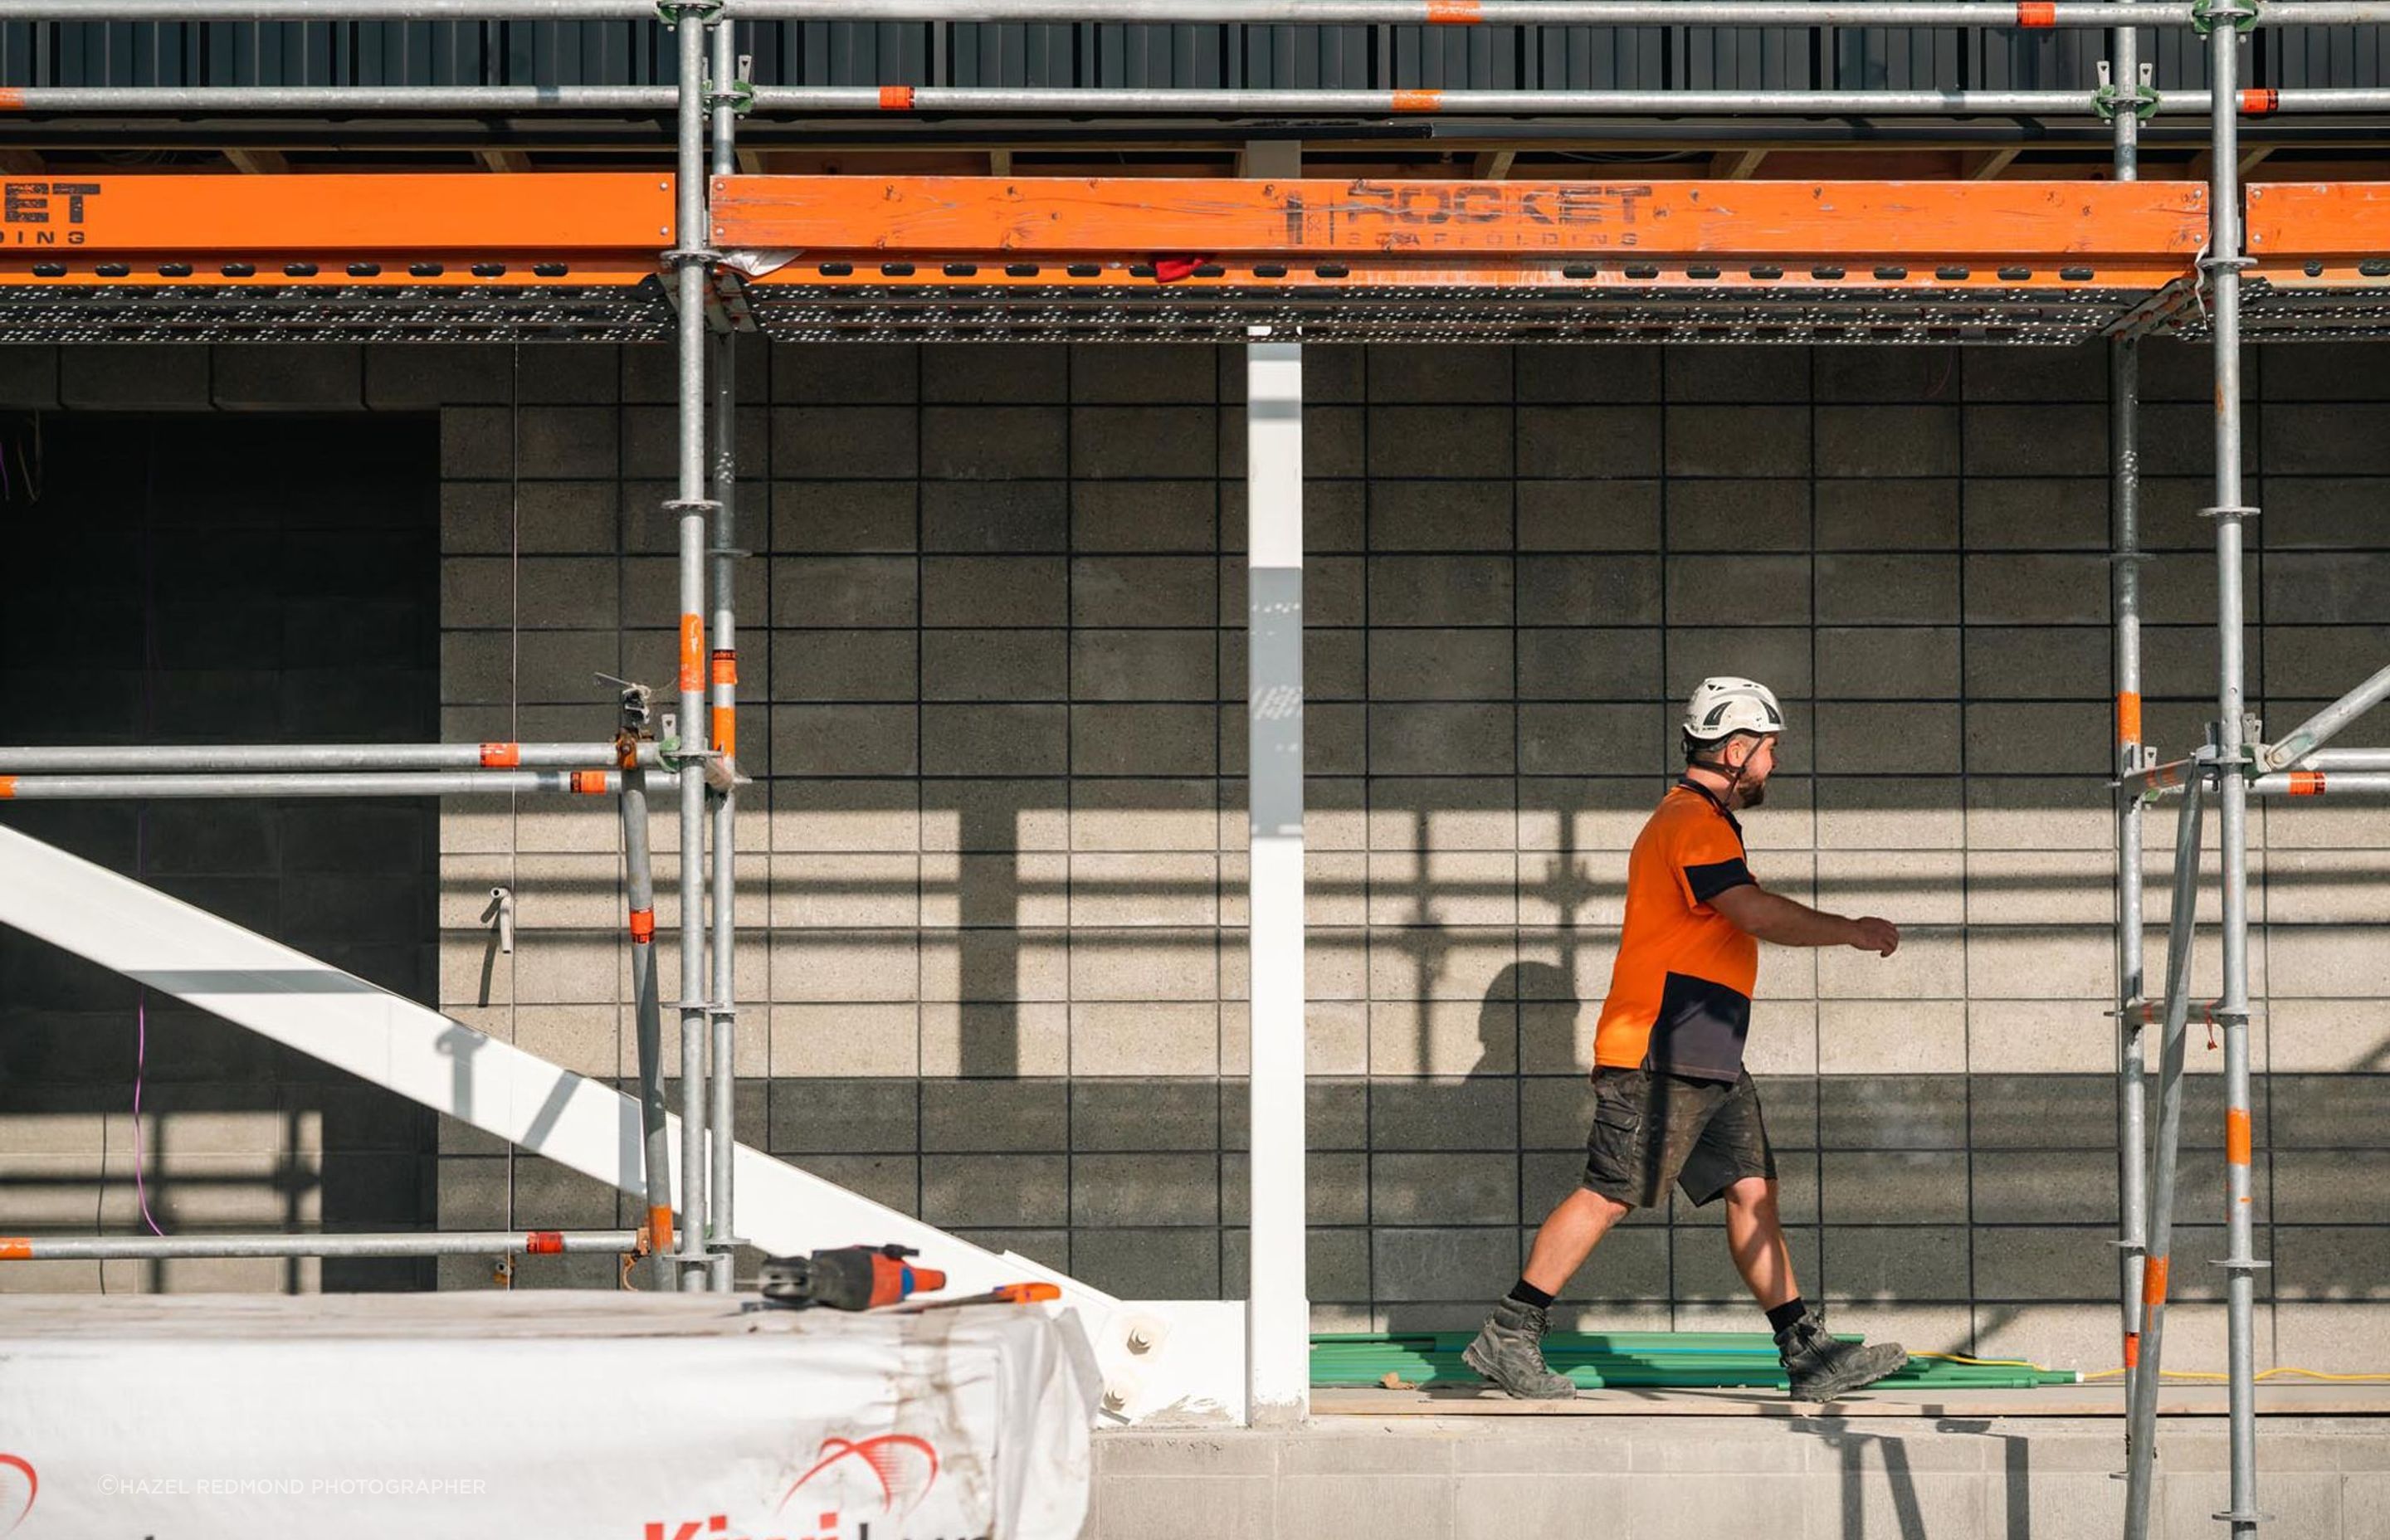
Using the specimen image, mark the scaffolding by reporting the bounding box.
[0,0,2385,1521]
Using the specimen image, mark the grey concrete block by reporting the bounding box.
[1961,626,2107,702]
[2263,402,2390,474]
[1515,554,1661,626]
[1964,344,2105,403]
[1076,555,1217,627]
[1372,1226,1517,1302]
[771,554,919,629]
[770,343,917,404]
[1815,346,1961,404]
[1370,703,1517,777]
[1663,625,1812,701]
[1069,343,1214,404]
[1667,345,1810,403]
[922,554,1067,626]
[61,344,210,408]
[1963,553,2110,626]
[1367,406,1513,478]
[1963,476,2108,550]
[1666,479,1809,553]
[1074,629,1216,701]
[1665,554,1812,622]
[0,346,59,407]
[1368,629,1513,701]
[768,629,915,700]
[1815,405,1960,478]
[1369,344,1514,403]
[919,343,1061,404]
[1963,403,2106,475]
[920,405,1069,480]
[1373,1151,1517,1226]
[1519,703,1668,776]
[770,406,919,478]
[922,703,1068,776]
[1515,407,1662,479]
[920,479,1067,553]
[769,480,918,553]
[1666,406,1810,478]
[772,704,917,776]
[1815,626,1960,700]
[1820,1075,1968,1150]
[1814,477,1959,551]
[922,1153,1067,1227]
[1368,480,1512,552]
[1074,480,1217,553]
[1966,702,2109,774]
[1517,627,1661,700]
[1073,1226,1222,1299]
[1515,478,1660,552]
[1813,554,1959,626]
[1515,344,1659,403]
[209,345,364,410]
[1369,555,1514,627]
[1073,703,1216,776]
[1073,406,1218,479]
[1071,1152,1220,1226]
[1072,1079,1221,1151]
[1820,1149,1970,1225]
[1368,1079,1518,1153]
[922,628,1067,701]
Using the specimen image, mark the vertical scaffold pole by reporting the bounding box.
[621,747,676,1291]
[1245,337,1310,1425]
[665,0,716,1291]
[704,6,742,1295]
[2206,5,2266,1530]
[2123,770,2209,1540]
[2108,0,2152,1425]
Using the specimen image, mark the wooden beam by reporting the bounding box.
[0,149,43,176]
[1236,139,1301,179]
[988,148,1012,178]
[735,148,768,174]
[476,149,534,173]
[223,148,290,175]
[1710,149,1769,181]
[1962,147,2022,181]
[2186,144,2278,181]
[1470,149,1517,181]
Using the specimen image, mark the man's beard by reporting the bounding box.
[1734,778,1768,809]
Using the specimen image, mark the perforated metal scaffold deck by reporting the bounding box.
[1,170,2385,343]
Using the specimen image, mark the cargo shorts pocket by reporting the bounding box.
[1582,1075,1647,1195]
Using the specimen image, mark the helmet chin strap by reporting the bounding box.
[1687,738,1758,807]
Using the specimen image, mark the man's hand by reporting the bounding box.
[1849,916,1900,958]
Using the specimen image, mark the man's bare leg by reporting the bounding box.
[1721,1176,1796,1310]
[1522,1187,1635,1295]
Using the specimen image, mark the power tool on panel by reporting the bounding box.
[758,1244,946,1311]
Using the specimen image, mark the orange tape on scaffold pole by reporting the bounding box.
[678,614,705,693]
[2142,1256,2171,1309]
[2117,691,2142,746]
[480,741,521,768]
[1426,0,1482,21]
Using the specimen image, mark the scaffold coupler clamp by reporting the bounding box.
[710,64,756,117]
[654,0,723,23]
[2190,0,2261,33]
[2093,61,2163,124]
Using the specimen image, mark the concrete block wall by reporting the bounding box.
[6,338,2385,1374]
[0,393,441,1294]
[419,334,2390,1369]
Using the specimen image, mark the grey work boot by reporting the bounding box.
[1775,1305,1907,1402]
[1461,1297,1578,1400]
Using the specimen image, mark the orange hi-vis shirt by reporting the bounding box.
[1593,778,1762,1083]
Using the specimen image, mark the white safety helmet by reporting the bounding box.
[1683,676,1786,744]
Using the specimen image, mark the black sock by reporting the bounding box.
[1765,1297,1807,1335]
[1506,1279,1554,1309]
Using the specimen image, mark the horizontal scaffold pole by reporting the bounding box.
[0,742,656,773]
[0,1231,642,1261]
[0,770,622,800]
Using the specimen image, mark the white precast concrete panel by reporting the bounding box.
[0,1292,1095,1540]
[0,821,1061,1299]
[1245,338,1310,1425]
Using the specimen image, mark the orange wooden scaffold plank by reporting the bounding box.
[710,175,2211,263]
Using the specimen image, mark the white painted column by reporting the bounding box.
[1245,338,1309,1425]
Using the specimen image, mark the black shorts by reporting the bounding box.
[1582,1065,1778,1211]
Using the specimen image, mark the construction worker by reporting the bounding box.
[1464,677,1911,1402]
